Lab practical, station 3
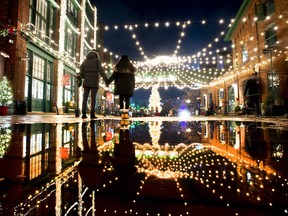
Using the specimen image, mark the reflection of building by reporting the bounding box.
[0,0,109,114]
[1,120,288,215]
[0,123,79,215]
[203,120,288,178]
[201,0,288,115]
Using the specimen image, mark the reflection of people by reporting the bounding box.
[106,55,137,118]
[209,121,215,139]
[79,50,108,119]
[113,128,136,174]
[78,121,103,189]
[245,123,265,161]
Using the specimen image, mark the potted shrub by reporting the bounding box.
[64,100,75,113]
[0,76,14,115]
[234,105,241,114]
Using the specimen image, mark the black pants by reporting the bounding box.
[249,96,261,115]
[119,96,130,109]
[82,87,98,113]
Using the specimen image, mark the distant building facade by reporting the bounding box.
[201,0,288,115]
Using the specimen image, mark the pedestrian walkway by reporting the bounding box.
[1,112,288,126]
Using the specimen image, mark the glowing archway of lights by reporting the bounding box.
[21,18,234,89]
[132,55,215,89]
[102,19,235,89]
[21,13,288,90]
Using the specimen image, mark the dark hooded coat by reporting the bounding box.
[107,55,136,96]
[79,51,107,88]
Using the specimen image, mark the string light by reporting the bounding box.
[19,11,287,90]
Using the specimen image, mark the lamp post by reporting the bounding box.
[185,99,191,114]
[237,73,239,100]
[263,47,274,101]
[224,80,227,115]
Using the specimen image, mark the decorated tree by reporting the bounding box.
[149,121,162,146]
[148,85,162,114]
[0,126,12,158]
[0,76,14,106]
[0,25,15,37]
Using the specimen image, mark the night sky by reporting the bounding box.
[92,0,244,102]
[94,0,243,60]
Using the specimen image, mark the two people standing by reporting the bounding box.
[79,50,136,119]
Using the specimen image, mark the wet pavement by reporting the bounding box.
[1,112,288,125]
[0,113,288,216]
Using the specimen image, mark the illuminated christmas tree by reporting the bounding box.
[0,76,14,106]
[0,126,12,158]
[148,85,162,114]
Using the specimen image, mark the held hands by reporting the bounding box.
[105,81,109,87]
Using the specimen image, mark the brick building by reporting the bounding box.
[0,0,110,114]
[201,0,288,116]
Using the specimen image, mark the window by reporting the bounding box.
[255,3,266,21]
[33,55,45,80]
[83,44,91,56]
[35,0,48,38]
[84,22,94,43]
[266,0,275,15]
[29,0,55,41]
[241,45,248,63]
[255,0,275,21]
[63,70,76,108]
[48,7,55,45]
[65,25,78,58]
[31,55,51,101]
[85,1,94,20]
[67,0,78,26]
[265,23,277,47]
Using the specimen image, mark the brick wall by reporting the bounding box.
[216,0,287,105]
[0,0,30,101]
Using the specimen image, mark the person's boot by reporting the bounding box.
[120,110,129,119]
[90,110,97,119]
[81,112,87,119]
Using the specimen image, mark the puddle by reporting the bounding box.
[0,119,287,215]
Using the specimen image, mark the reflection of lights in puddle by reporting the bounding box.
[135,149,178,158]
[149,170,176,179]
[186,128,191,132]
[179,110,190,119]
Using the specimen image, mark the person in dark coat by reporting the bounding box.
[106,55,137,112]
[79,50,108,119]
[244,78,261,116]
[113,128,136,174]
[78,121,103,189]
